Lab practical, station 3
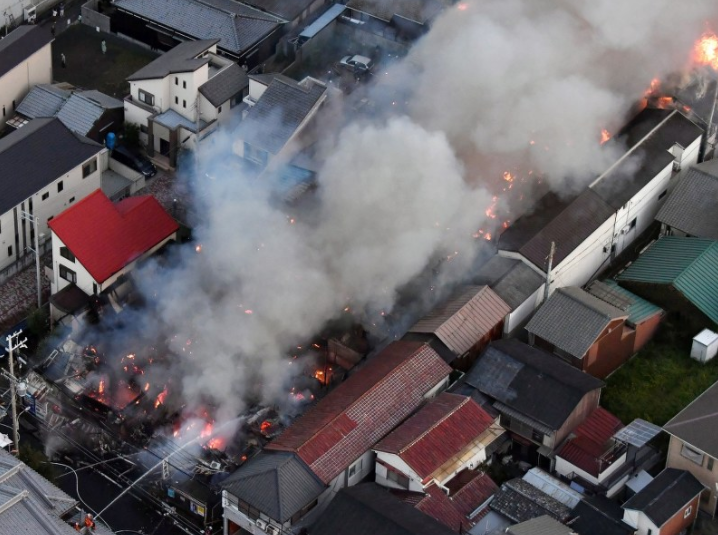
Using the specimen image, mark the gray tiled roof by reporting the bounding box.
[0,26,53,79]
[526,287,627,359]
[507,515,574,535]
[238,77,326,154]
[16,85,70,119]
[77,90,124,110]
[0,119,103,215]
[56,94,106,137]
[221,452,324,523]
[473,255,544,309]
[241,0,321,21]
[127,39,217,81]
[409,286,510,356]
[623,468,704,527]
[490,479,572,524]
[198,63,249,107]
[656,168,718,239]
[664,379,718,458]
[465,340,603,430]
[115,0,280,56]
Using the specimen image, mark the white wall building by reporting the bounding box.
[498,108,703,305]
[124,39,248,167]
[0,118,105,273]
[0,25,52,126]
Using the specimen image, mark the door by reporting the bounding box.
[159,138,171,157]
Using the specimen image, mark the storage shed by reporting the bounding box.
[691,329,718,362]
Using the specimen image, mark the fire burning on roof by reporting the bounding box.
[694,31,718,70]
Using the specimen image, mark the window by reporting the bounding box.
[708,457,715,471]
[175,96,179,105]
[386,470,410,489]
[57,181,64,192]
[7,246,12,257]
[93,283,97,295]
[183,100,187,108]
[183,80,187,89]
[681,444,705,466]
[83,158,98,178]
[175,77,178,85]
[532,429,544,443]
[60,246,75,262]
[349,459,363,477]
[140,124,148,134]
[218,106,222,113]
[684,505,693,519]
[42,192,49,201]
[69,196,75,203]
[629,217,637,230]
[658,189,668,200]
[59,265,77,283]
[138,89,155,106]
[0,219,2,234]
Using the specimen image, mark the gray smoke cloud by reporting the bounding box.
[121,0,716,424]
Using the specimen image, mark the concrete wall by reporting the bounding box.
[81,0,111,33]
[504,284,545,336]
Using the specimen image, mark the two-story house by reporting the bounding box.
[664,379,718,516]
[0,118,105,273]
[373,392,504,493]
[47,189,178,321]
[125,39,249,167]
[463,339,604,467]
[499,108,703,295]
[222,341,452,535]
[0,25,53,128]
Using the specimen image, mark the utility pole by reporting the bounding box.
[20,211,42,309]
[4,331,27,457]
[543,241,556,303]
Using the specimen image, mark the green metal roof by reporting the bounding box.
[618,237,718,323]
[602,280,663,326]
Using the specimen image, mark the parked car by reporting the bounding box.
[338,54,374,74]
[111,146,157,178]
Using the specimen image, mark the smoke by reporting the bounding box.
[86,0,717,426]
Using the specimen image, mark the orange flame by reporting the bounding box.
[644,77,660,97]
[600,129,611,145]
[207,437,225,450]
[154,386,168,408]
[144,382,150,392]
[98,380,105,394]
[502,171,514,182]
[200,421,213,438]
[694,32,718,70]
[656,96,673,109]
[260,420,271,432]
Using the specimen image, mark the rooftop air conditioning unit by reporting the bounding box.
[266,526,280,535]
[255,519,267,530]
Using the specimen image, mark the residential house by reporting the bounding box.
[664,379,718,516]
[223,341,451,535]
[345,0,450,44]
[125,39,249,167]
[373,392,505,492]
[221,452,325,535]
[617,236,718,328]
[241,0,331,30]
[0,447,114,534]
[309,483,457,535]
[464,340,604,463]
[0,26,53,127]
[472,255,546,336]
[489,478,573,525]
[47,190,178,320]
[499,109,703,294]
[656,159,718,239]
[0,118,105,273]
[403,285,511,370]
[11,84,124,143]
[233,74,327,172]
[570,496,635,535]
[112,0,282,67]
[506,515,575,535]
[0,0,62,25]
[621,468,703,535]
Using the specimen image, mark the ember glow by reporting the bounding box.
[260,420,271,432]
[600,129,611,145]
[154,386,168,409]
[694,31,718,69]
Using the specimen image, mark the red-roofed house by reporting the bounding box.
[47,189,178,319]
[554,407,629,497]
[374,392,505,493]
[252,341,451,529]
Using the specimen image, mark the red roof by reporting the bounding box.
[49,190,178,283]
[449,470,498,519]
[415,484,469,533]
[374,393,495,480]
[557,407,624,476]
[266,341,451,484]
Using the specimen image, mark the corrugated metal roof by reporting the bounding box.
[266,342,451,484]
[507,515,574,535]
[490,479,572,524]
[409,286,510,356]
[522,468,582,509]
[591,280,663,326]
[115,0,280,56]
[656,168,718,239]
[374,393,495,480]
[299,4,346,40]
[16,85,69,119]
[56,94,105,137]
[617,236,718,323]
[526,287,627,358]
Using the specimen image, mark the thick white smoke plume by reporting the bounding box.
[125,0,716,423]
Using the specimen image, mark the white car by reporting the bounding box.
[339,54,374,73]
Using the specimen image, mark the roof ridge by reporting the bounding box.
[399,396,468,454]
[561,287,624,320]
